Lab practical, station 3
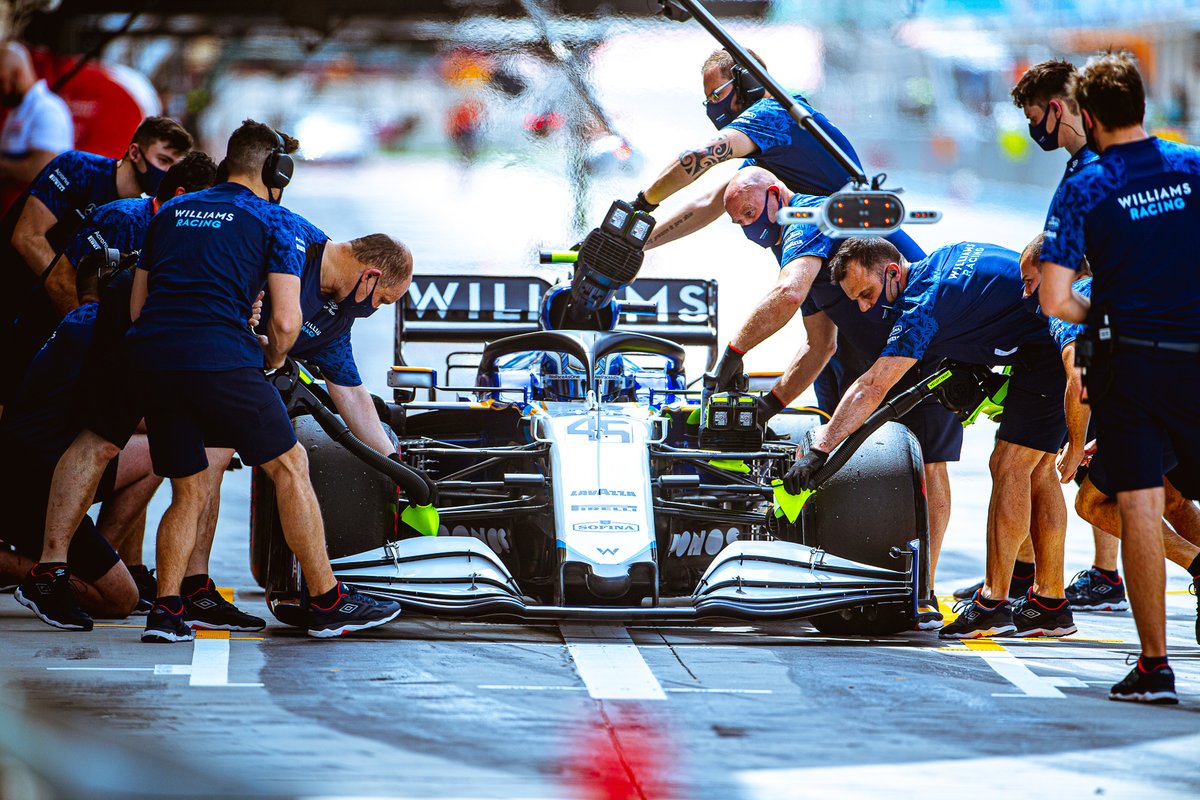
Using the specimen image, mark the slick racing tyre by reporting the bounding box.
[763,407,824,446]
[798,420,929,635]
[249,414,398,592]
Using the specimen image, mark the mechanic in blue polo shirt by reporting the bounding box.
[1040,53,1200,704]
[716,166,959,627]
[791,238,1076,640]
[1021,235,1200,634]
[125,119,402,643]
[631,47,865,412]
[0,117,192,413]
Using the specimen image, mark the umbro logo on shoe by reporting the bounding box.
[193,598,218,610]
[339,603,359,613]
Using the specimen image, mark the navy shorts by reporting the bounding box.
[139,367,297,479]
[1087,347,1200,498]
[81,349,144,449]
[0,457,119,583]
[903,398,963,463]
[996,342,1067,454]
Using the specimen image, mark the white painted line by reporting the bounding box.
[666,688,773,695]
[188,634,262,688]
[478,685,587,691]
[977,651,1065,698]
[559,623,666,701]
[46,667,154,672]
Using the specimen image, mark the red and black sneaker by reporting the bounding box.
[15,563,93,631]
[1066,567,1129,612]
[1110,657,1178,705]
[184,579,265,632]
[305,581,401,639]
[141,598,195,643]
[1012,592,1077,638]
[938,592,1016,639]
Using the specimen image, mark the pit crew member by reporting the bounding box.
[1040,52,1200,704]
[719,166,960,626]
[631,47,866,412]
[0,116,192,413]
[0,42,72,188]
[126,119,402,642]
[803,238,1074,639]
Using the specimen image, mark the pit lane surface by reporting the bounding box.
[3,158,1200,799]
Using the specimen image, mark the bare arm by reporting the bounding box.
[1056,342,1090,484]
[1040,262,1089,323]
[810,355,917,453]
[772,310,837,405]
[129,268,149,321]
[643,129,755,206]
[264,273,302,369]
[644,179,728,250]
[730,256,821,352]
[12,194,76,314]
[326,381,396,456]
[0,149,56,184]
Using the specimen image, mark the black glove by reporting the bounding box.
[783,447,828,494]
[704,343,746,392]
[756,388,786,423]
[630,190,658,213]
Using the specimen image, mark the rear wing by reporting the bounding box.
[394,274,719,371]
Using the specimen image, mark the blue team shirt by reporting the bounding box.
[256,217,363,387]
[64,196,155,267]
[773,194,925,358]
[881,242,1051,364]
[1045,147,1099,229]
[1,303,96,463]
[729,94,862,197]
[29,151,120,229]
[126,183,310,371]
[1048,278,1092,352]
[1043,137,1200,342]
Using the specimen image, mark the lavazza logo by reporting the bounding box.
[570,489,635,497]
[572,520,641,533]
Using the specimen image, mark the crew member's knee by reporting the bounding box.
[990,440,1041,482]
[1075,480,1106,526]
[78,429,121,466]
[87,565,139,618]
[261,442,310,483]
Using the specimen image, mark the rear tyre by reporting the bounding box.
[799,421,929,634]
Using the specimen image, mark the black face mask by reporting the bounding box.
[1022,284,1042,316]
[1027,104,1060,151]
[0,90,24,108]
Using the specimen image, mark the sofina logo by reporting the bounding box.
[572,520,640,533]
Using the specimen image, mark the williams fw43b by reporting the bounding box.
[251,246,960,635]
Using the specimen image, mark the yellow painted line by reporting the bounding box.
[1016,637,1124,644]
[1166,590,1195,595]
[217,586,234,603]
[195,629,230,640]
[936,596,958,623]
[960,638,1006,651]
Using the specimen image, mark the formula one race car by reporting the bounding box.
[249,251,938,635]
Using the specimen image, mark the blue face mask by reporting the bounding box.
[1022,284,1042,316]
[136,158,169,197]
[340,273,378,319]
[705,81,737,130]
[877,268,902,321]
[1027,102,1060,152]
[741,187,781,248]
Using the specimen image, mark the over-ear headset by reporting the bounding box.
[730,63,766,107]
[262,128,294,193]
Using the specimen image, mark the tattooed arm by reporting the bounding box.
[644,179,730,250]
[641,129,756,206]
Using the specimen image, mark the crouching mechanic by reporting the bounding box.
[793,238,1076,639]
[715,167,961,625]
[1040,52,1200,703]
[2,258,155,621]
[15,154,243,631]
[126,119,402,642]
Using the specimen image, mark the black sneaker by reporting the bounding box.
[1065,568,1129,612]
[184,581,266,632]
[952,574,1031,602]
[128,564,157,616]
[141,600,195,643]
[1011,592,1077,637]
[916,595,944,631]
[1110,658,1178,705]
[1190,578,1200,646]
[938,593,1016,639]
[305,582,401,639]
[14,564,93,631]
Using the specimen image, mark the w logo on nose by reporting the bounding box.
[596,547,621,556]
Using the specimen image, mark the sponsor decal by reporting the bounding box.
[174,208,234,229]
[437,524,511,554]
[669,527,741,558]
[1118,182,1191,220]
[571,504,638,512]
[570,489,635,497]
[572,520,641,533]
[947,244,984,282]
[596,547,621,556]
[48,168,68,192]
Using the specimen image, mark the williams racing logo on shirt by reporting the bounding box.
[1117,182,1191,220]
[947,244,984,282]
[174,208,235,228]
